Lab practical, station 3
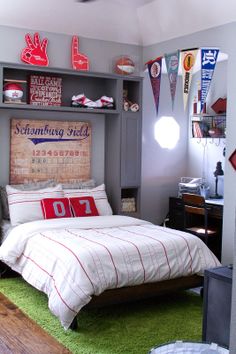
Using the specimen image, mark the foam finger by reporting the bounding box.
[41,38,48,51]
[72,36,79,55]
[34,32,41,48]
[25,33,35,49]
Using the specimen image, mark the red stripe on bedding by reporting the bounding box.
[8,192,63,205]
[40,233,96,291]
[94,229,146,283]
[22,253,77,314]
[66,229,119,288]
[65,229,110,287]
[137,225,193,274]
[119,227,172,279]
[144,225,219,269]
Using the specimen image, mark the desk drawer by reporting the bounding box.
[207,204,223,219]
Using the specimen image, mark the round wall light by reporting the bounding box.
[154,116,180,149]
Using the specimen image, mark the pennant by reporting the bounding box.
[147,56,162,115]
[181,48,198,111]
[200,48,219,112]
[164,50,180,110]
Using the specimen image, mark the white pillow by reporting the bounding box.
[63,184,113,216]
[6,184,64,226]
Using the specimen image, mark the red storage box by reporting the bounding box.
[211,98,227,114]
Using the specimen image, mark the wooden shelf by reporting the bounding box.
[190,113,226,138]
[0,102,119,114]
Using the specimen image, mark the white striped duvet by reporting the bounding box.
[0,215,220,329]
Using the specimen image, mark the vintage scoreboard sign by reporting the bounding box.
[29,75,62,106]
[10,119,91,184]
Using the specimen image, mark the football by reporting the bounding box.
[114,56,135,75]
[208,127,222,138]
[3,82,24,101]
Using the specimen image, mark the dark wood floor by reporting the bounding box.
[0,292,71,354]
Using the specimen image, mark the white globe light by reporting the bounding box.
[154,116,180,149]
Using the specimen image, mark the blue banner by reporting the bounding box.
[164,50,180,110]
[201,48,219,112]
[148,56,162,115]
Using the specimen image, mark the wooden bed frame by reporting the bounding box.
[87,274,203,308]
[70,274,203,329]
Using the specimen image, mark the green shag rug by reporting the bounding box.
[0,278,203,354]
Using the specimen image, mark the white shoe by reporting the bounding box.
[72,94,97,108]
[95,96,114,108]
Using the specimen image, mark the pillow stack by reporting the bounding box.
[4,181,112,226]
[6,184,64,226]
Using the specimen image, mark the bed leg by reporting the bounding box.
[69,317,78,331]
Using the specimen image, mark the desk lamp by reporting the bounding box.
[210,161,224,199]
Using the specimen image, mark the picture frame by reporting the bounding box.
[29,75,62,106]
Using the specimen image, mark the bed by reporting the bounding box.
[0,212,220,329]
[0,181,221,329]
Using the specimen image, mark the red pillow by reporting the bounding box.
[41,198,72,219]
[70,196,99,217]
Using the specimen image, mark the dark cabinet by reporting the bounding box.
[202,266,232,349]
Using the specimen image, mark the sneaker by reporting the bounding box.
[95,96,114,109]
[71,94,97,108]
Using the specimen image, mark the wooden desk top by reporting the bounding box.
[205,198,224,206]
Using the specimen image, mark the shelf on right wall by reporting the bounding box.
[191,113,226,139]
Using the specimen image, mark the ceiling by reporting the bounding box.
[1,0,236,46]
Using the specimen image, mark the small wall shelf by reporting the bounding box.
[191,114,226,138]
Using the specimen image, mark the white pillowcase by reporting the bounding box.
[6,184,64,226]
[63,184,113,216]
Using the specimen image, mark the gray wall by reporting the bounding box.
[141,71,187,224]
[142,23,236,352]
[0,25,142,73]
[188,61,227,198]
[142,22,236,266]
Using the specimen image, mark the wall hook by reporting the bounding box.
[209,137,214,144]
[201,138,207,148]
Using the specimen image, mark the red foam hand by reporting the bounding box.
[21,32,49,66]
[71,36,89,71]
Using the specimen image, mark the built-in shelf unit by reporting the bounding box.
[0,62,143,218]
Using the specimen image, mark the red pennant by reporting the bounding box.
[147,56,162,115]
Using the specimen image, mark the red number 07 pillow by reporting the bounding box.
[41,198,72,219]
[70,196,99,217]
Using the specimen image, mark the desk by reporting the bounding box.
[205,198,224,206]
[168,197,223,259]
